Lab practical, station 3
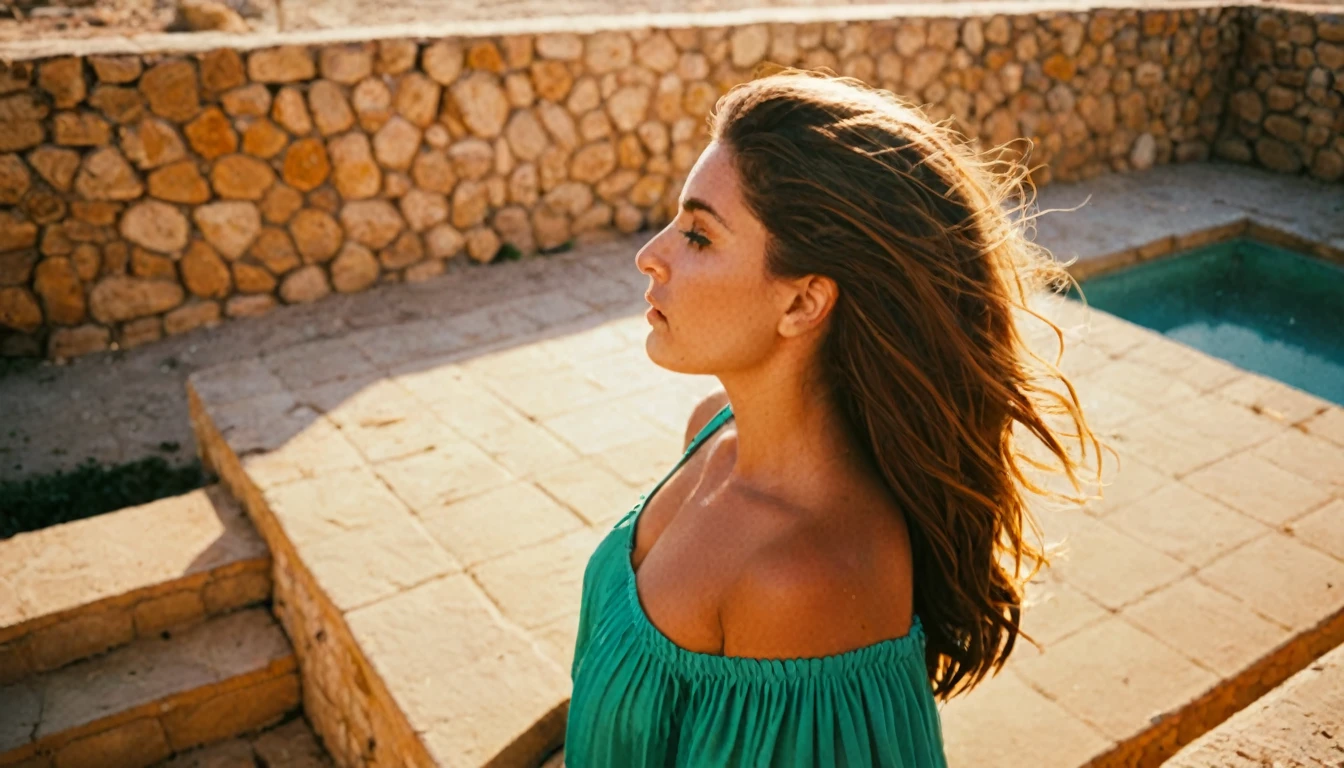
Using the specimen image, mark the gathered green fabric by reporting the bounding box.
[566,404,949,767]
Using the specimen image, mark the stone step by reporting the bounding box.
[0,486,271,685]
[1162,641,1344,767]
[0,607,300,768]
[151,716,334,768]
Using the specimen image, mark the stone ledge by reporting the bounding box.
[1036,163,1344,282]
[0,486,271,686]
[0,0,1265,61]
[1064,216,1344,281]
[1164,641,1344,767]
[0,607,299,768]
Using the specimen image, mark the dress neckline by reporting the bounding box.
[625,403,735,567]
[619,403,925,680]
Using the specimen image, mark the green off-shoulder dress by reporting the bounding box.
[565,404,949,767]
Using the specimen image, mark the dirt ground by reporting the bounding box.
[0,0,276,43]
[2,0,167,42]
[2,0,1327,45]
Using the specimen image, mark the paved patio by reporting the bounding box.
[4,162,1344,766]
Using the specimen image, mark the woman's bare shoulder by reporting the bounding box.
[717,512,912,660]
[683,389,730,450]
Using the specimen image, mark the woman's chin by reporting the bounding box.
[644,331,665,360]
[645,337,710,376]
[644,334,682,372]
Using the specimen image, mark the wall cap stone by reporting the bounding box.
[0,0,1295,61]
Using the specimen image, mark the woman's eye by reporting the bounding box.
[679,228,710,250]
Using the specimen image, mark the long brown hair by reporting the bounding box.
[710,69,1100,700]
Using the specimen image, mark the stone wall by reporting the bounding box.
[1217,8,1344,181]
[0,5,1291,360]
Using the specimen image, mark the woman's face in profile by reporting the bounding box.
[635,142,789,376]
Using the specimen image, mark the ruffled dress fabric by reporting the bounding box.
[564,405,949,767]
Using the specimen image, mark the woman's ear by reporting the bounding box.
[778,275,837,339]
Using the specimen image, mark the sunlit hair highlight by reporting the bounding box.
[710,68,1103,700]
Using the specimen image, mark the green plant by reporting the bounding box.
[0,356,41,378]
[540,238,576,256]
[494,243,523,262]
[0,457,208,539]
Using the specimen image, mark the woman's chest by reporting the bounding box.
[629,452,755,654]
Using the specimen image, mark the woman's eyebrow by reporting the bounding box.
[682,197,733,233]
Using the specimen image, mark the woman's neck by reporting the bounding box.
[718,363,868,510]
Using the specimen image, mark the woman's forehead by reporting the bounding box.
[683,144,745,218]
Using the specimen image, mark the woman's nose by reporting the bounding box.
[635,229,670,282]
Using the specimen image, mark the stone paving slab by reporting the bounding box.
[0,486,270,686]
[0,607,299,768]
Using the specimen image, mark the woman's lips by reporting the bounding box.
[644,292,665,324]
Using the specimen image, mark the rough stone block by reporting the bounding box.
[162,673,300,752]
[248,48,317,84]
[132,590,206,637]
[25,608,135,672]
[1290,498,1344,563]
[1019,570,1109,648]
[202,568,272,615]
[52,717,172,768]
[374,442,515,513]
[0,641,33,686]
[1253,430,1344,491]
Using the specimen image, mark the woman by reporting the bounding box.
[564,69,1098,767]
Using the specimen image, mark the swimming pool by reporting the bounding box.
[1074,238,1344,406]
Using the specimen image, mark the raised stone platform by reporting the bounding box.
[182,163,1344,767]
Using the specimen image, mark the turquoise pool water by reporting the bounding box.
[1074,239,1344,406]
